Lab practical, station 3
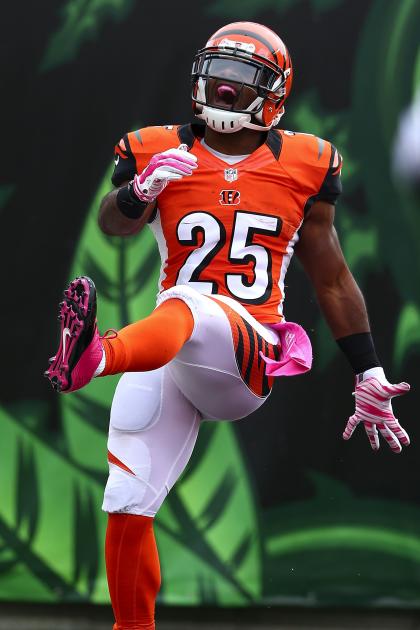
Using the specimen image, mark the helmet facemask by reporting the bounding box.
[192,46,288,133]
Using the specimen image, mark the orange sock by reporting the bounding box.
[101,299,194,376]
[106,514,161,630]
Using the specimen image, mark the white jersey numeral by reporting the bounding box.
[226,212,281,303]
[176,212,226,293]
[176,211,281,303]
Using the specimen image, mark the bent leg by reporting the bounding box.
[103,367,201,630]
[101,299,194,375]
[158,287,281,420]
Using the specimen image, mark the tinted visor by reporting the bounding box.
[192,53,284,114]
[203,57,261,85]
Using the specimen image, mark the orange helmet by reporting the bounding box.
[192,21,293,133]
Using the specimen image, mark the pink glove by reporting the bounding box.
[343,367,410,453]
[132,144,197,203]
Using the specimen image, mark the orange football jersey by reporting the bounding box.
[112,124,342,324]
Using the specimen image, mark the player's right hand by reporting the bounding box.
[131,144,198,203]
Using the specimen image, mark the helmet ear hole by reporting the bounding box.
[272,106,285,127]
[258,99,281,127]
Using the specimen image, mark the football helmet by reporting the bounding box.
[192,21,293,133]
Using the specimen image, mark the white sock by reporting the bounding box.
[94,349,106,377]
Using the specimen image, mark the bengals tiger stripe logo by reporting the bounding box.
[219,189,240,205]
[210,298,280,397]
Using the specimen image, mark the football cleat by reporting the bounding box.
[44,276,103,393]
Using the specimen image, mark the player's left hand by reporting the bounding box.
[343,369,410,453]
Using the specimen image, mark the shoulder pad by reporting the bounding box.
[111,125,185,186]
[280,130,334,169]
[126,125,182,157]
[279,131,343,208]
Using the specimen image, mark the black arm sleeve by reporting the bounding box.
[111,134,138,187]
[317,144,343,205]
[336,332,381,373]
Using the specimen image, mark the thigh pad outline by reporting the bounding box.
[110,370,162,432]
[103,367,201,517]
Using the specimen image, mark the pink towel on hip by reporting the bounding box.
[260,321,312,377]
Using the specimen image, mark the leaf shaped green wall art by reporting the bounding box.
[262,472,420,606]
[350,0,420,301]
[394,303,420,372]
[0,406,109,602]
[40,0,134,71]
[157,421,262,605]
[349,0,420,371]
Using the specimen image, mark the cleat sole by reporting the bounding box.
[45,276,96,392]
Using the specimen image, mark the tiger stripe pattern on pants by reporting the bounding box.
[210,297,280,397]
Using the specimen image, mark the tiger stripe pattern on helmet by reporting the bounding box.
[210,297,280,397]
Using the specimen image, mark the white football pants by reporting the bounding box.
[102,285,279,517]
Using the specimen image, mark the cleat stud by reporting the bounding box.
[51,377,61,392]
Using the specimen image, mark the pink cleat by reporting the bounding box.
[44,276,103,393]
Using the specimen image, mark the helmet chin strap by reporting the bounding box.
[197,105,285,134]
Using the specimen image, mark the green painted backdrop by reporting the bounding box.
[1,0,419,607]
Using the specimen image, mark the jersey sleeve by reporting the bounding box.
[316,143,343,205]
[111,126,183,187]
[302,141,343,214]
[111,133,139,187]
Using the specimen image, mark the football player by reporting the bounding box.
[45,22,410,630]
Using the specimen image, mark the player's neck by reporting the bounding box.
[204,127,267,156]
